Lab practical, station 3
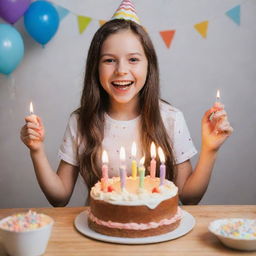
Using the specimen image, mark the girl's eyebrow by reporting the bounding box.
[100,52,143,58]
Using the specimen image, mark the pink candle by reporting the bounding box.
[158,147,166,186]
[150,142,156,178]
[119,146,126,190]
[101,150,108,192]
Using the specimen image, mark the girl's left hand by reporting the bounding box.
[201,102,233,152]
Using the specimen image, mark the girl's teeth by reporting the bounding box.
[112,81,133,86]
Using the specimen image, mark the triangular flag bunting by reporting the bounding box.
[226,5,240,25]
[54,5,70,21]
[159,30,175,48]
[194,21,208,38]
[77,16,92,34]
[99,20,107,26]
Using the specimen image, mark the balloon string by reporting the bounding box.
[8,74,17,100]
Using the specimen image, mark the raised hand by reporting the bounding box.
[201,102,233,152]
[20,115,45,152]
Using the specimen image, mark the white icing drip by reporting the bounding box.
[90,177,178,209]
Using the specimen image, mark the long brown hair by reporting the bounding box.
[76,19,176,189]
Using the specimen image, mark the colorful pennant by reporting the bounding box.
[194,21,209,38]
[159,30,176,48]
[77,16,92,34]
[226,5,240,25]
[99,20,107,26]
[54,5,70,21]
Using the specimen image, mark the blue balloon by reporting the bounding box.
[0,24,24,75]
[24,1,59,46]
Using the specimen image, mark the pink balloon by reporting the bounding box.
[0,0,31,24]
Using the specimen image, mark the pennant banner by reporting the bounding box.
[49,2,245,49]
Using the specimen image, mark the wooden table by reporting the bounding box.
[0,206,256,256]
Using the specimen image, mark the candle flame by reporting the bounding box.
[158,147,165,163]
[150,142,156,158]
[139,156,145,166]
[29,102,34,114]
[216,89,220,101]
[102,150,108,164]
[120,146,126,162]
[131,142,137,157]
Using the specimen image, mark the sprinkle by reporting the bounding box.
[216,219,256,239]
[0,210,51,232]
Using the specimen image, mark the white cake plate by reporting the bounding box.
[74,209,195,244]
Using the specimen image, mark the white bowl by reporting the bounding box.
[0,212,54,256]
[209,218,256,251]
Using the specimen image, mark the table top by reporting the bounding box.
[0,205,256,256]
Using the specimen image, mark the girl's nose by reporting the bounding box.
[115,61,128,75]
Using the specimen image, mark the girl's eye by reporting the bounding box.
[103,58,115,63]
[129,57,139,63]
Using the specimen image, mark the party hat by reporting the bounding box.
[111,0,140,24]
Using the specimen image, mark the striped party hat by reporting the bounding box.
[111,0,140,24]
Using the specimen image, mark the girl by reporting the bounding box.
[20,17,233,207]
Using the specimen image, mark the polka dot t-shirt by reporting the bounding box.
[58,101,197,177]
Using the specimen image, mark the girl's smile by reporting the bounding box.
[99,30,148,113]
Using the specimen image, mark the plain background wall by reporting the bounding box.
[0,0,255,208]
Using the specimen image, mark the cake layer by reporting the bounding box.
[90,195,179,223]
[88,217,181,238]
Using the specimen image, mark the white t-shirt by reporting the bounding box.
[58,102,197,177]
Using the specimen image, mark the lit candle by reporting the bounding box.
[119,146,126,191]
[131,142,137,179]
[158,147,166,186]
[29,102,38,125]
[209,89,221,121]
[138,156,145,189]
[150,142,156,178]
[101,150,108,192]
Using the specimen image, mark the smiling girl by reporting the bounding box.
[20,1,233,206]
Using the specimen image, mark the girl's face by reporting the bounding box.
[99,30,148,109]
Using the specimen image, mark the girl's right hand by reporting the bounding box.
[20,115,45,152]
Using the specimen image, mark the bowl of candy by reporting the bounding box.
[0,210,54,256]
[209,218,256,251]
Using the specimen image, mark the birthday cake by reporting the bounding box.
[88,176,182,238]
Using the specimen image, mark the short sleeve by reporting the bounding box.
[58,113,79,166]
[172,111,197,164]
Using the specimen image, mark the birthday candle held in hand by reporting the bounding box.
[150,142,156,178]
[101,150,108,192]
[131,142,137,179]
[29,102,38,125]
[209,89,220,121]
[119,146,126,191]
[138,156,145,189]
[158,147,166,186]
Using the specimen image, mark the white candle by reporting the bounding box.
[209,89,221,121]
[138,156,145,189]
[158,147,166,186]
[119,146,126,190]
[29,102,38,125]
